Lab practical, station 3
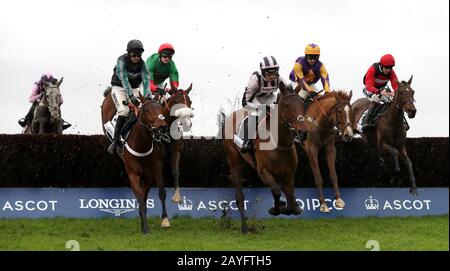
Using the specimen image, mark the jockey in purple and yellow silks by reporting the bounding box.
[289,43,330,101]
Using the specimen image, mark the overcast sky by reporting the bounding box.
[0,0,448,137]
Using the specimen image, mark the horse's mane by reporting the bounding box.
[316,90,351,102]
[333,90,351,101]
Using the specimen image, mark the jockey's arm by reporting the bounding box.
[319,64,330,92]
[242,75,259,111]
[146,57,158,93]
[169,61,179,90]
[294,63,314,93]
[29,83,41,103]
[141,63,151,97]
[389,69,399,92]
[364,66,379,94]
[115,57,134,97]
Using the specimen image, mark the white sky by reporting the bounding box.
[0,0,448,137]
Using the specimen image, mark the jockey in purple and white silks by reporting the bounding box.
[18,73,71,130]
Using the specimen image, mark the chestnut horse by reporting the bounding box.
[221,82,303,233]
[158,84,194,203]
[297,89,354,212]
[352,76,418,194]
[101,90,170,234]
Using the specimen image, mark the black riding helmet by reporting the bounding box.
[127,39,144,54]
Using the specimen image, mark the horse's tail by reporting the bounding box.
[103,86,112,97]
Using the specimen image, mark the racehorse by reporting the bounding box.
[298,89,354,212]
[157,84,194,203]
[352,76,418,194]
[24,77,64,134]
[101,89,170,234]
[221,82,303,233]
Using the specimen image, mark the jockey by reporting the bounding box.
[18,73,71,130]
[361,54,398,130]
[240,56,289,153]
[289,43,330,107]
[108,39,151,154]
[145,43,179,100]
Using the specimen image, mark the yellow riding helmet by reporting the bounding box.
[305,43,321,55]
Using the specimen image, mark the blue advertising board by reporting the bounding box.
[0,187,447,219]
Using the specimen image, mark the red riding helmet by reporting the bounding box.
[380,54,395,67]
[158,43,175,56]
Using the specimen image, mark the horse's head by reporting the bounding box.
[138,98,169,142]
[395,75,416,118]
[167,84,194,135]
[42,77,63,122]
[278,82,305,142]
[331,90,354,142]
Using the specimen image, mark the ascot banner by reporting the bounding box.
[0,187,447,219]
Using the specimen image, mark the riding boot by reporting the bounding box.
[18,103,37,127]
[362,101,378,131]
[240,115,256,153]
[107,115,127,154]
[62,119,72,130]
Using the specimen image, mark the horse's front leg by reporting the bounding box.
[307,143,329,212]
[380,142,400,172]
[155,160,170,228]
[260,168,283,216]
[326,143,345,209]
[128,172,149,234]
[398,145,418,195]
[225,144,248,233]
[169,141,182,203]
[280,175,302,215]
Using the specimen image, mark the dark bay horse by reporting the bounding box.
[298,90,354,212]
[101,90,170,234]
[352,76,418,194]
[158,84,194,203]
[24,77,64,134]
[222,82,303,233]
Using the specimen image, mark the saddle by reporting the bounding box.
[104,112,137,143]
[363,103,409,131]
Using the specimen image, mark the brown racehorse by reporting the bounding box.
[157,84,194,203]
[221,82,303,233]
[101,90,170,234]
[352,76,418,194]
[298,89,354,212]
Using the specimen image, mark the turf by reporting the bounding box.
[0,215,447,251]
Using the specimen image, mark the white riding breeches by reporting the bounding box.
[111,86,141,116]
[292,82,320,99]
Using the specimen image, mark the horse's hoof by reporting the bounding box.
[172,193,181,203]
[241,225,249,234]
[410,187,419,196]
[335,198,346,209]
[268,207,280,216]
[142,227,150,234]
[293,207,303,215]
[320,203,331,213]
[161,217,171,228]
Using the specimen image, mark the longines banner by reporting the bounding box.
[0,188,447,218]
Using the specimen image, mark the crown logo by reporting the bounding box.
[177,196,193,211]
[364,196,379,210]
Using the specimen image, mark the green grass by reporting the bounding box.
[0,215,447,251]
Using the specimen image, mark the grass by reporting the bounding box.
[0,215,447,251]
